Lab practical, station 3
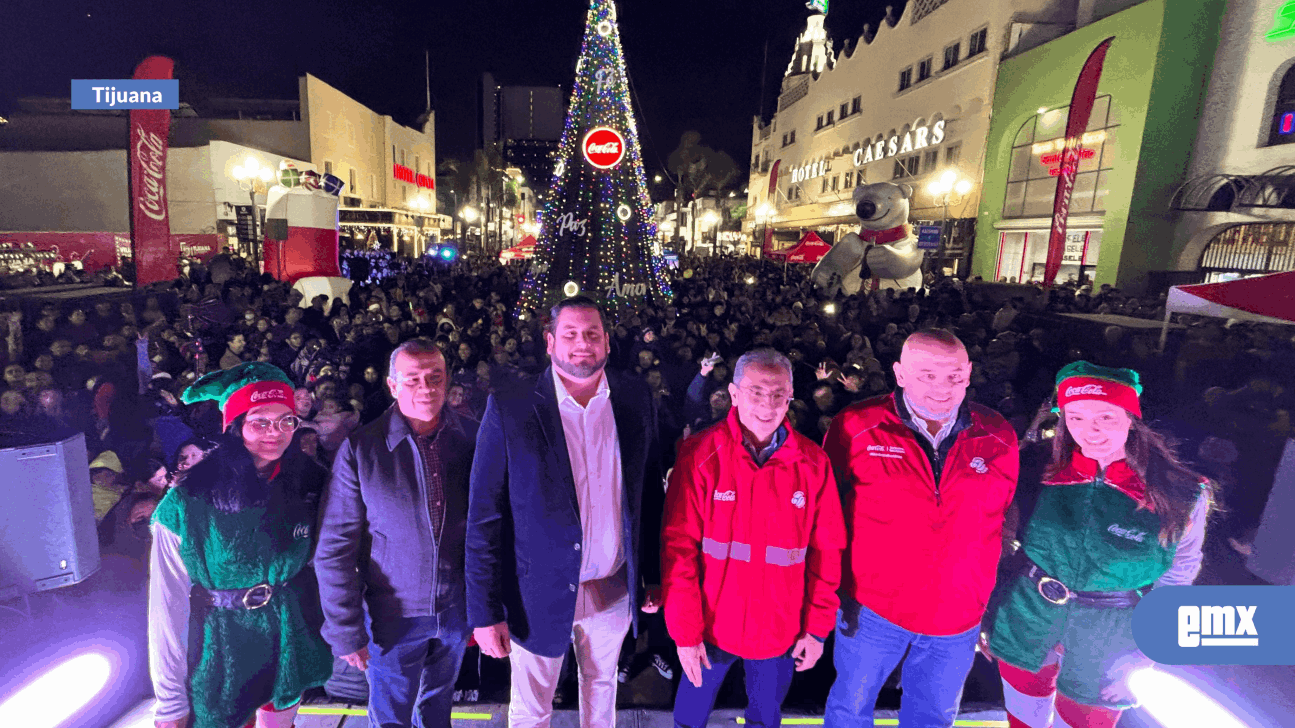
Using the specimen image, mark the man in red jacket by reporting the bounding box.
[823,329,1018,728]
[662,348,846,728]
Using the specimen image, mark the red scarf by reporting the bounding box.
[858,224,909,244]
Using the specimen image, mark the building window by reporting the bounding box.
[816,115,825,130]
[844,172,854,189]
[892,155,920,179]
[857,170,867,186]
[945,143,961,166]
[968,27,988,57]
[943,42,960,71]
[349,168,357,195]
[822,177,830,193]
[789,130,796,144]
[324,160,333,175]
[840,102,849,118]
[923,150,940,173]
[826,110,834,125]
[899,67,913,91]
[852,96,862,114]
[831,175,839,191]
[1002,95,1118,218]
[918,57,933,82]
[1268,65,1295,146]
[414,156,420,176]
[1199,223,1295,281]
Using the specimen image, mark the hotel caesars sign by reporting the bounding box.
[789,119,946,184]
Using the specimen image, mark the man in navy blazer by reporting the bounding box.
[466,296,662,728]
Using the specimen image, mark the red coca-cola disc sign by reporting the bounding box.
[582,127,625,169]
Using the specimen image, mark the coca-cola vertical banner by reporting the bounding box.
[763,159,781,257]
[1043,37,1114,287]
[129,55,177,285]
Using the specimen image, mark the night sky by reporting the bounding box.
[4,0,898,173]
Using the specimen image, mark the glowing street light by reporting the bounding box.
[231,157,275,270]
[653,174,663,183]
[460,206,478,222]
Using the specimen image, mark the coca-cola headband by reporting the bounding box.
[1054,360,1142,418]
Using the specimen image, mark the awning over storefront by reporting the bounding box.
[1172,166,1295,211]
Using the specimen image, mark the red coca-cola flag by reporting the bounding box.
[1044,37,1114,287]
[129,56,178,285]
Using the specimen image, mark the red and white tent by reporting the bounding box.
[1160,270,1295,349]
[499,235,537,262]
[770,231,832,264]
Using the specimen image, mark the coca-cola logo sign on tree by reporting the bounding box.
[135,126,168,222]
[582,127,625,169]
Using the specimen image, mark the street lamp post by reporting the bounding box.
[927,170,974,278]
[232,158,274,272]
[461,206,479,253]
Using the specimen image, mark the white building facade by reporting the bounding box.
[746,0,1079,274]
[1172,0,1295,282]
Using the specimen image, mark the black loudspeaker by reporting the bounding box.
[0,432,100,599]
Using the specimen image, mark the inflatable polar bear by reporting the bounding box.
[810,181,925,296]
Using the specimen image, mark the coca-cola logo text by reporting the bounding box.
[250,389,286,403]
[1065,384,1107,397]
[134,126,168,222]
[582,127,626,169]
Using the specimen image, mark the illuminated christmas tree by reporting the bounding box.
[519,0,671,316]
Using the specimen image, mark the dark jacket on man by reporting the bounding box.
[465,367,663,658]
[315,405,479,657]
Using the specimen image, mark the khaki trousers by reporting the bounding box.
[506,568,632,728]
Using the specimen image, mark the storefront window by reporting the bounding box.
[994,230,1102,284]
[1199,222,1295,281]
[1003,96,1118,218]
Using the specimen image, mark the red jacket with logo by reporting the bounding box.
[822,393,1018,636]
[662,408,847,660]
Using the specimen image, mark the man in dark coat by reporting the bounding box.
[466,296,663,728]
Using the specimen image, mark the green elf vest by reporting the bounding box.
[152,461,332,728]
[989,452,1174,708]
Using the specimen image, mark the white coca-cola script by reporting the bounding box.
[1064,384,1107,397]
[585,142,620,155]
[249,389,286,403]
[135,126,168,222]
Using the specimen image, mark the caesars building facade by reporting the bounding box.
[745,0,1078,276]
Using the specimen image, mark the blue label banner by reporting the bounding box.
[71,80,178,110]
[1132,585,1295,665]
[917,225,942,249]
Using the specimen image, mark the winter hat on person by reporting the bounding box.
[1054,360,1143,419]
[89,450,124,474]
[181,362,295,430]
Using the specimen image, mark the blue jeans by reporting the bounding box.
[673,643,794,728]
[824,600,978,728]
[366,614,470,728]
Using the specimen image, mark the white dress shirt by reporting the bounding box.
[553,366,624,582]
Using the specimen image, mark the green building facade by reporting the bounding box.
[971,0,1227,290]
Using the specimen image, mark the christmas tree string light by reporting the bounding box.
[518,0,672,317]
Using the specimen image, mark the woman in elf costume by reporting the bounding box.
[984,361,1213,728]
[148,363,332,728]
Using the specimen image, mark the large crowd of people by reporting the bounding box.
[1,248,1291,727]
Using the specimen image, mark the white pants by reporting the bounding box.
[507,569,632,728]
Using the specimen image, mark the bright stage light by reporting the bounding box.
[0,652,113,727]
[1128,667,1249,728]
[562,280,581,297]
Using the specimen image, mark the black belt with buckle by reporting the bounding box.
[1022,558,1144,608]
[196,582,280,610]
